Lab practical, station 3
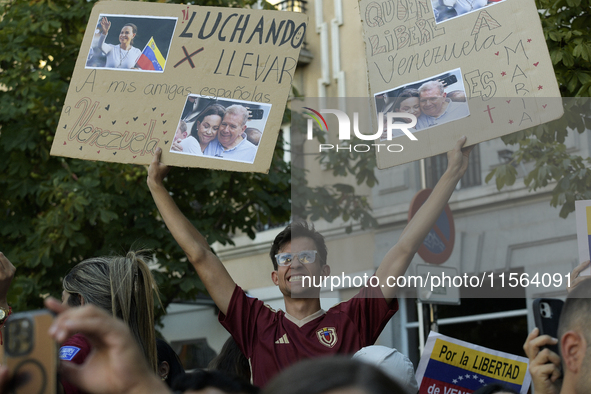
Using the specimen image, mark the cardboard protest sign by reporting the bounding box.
[574,200,591,276]
[415,332,531,394]
[50,1,307,173]
[358,0,563,169]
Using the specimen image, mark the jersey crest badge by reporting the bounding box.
[59,346,81,361]
[316,327,337,348]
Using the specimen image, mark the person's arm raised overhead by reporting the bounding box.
[0,252,15,311]
[376,136,473,303]
[567,260,590,293]
[147,148,235,315]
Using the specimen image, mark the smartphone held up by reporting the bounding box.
[3,309,59,394]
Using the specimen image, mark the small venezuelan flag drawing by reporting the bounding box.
[137,37,166,71]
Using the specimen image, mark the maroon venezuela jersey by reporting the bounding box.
[59,333,92,394]
[219,284,398,387]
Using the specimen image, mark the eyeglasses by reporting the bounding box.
[275,250,318,267]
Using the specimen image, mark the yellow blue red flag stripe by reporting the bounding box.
[416,333,531,394]
[137,37,165,71]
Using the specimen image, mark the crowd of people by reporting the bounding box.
[0,138,589,394]
[172,103,260,163]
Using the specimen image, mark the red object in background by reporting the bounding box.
[408,189,455,265]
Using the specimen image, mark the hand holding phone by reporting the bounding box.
[3,309,59,394]
[533,298,564,354]
[523,327,562,394]
[248,108,264,120]
[439,74,457,87]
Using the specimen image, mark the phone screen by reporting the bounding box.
[249,109,264,120]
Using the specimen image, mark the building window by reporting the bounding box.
[273,0,307,13]
[425,144,481,189]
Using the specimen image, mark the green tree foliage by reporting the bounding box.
[487,0,591,218]
[0,0,370,314]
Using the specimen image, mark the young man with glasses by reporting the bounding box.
[147,137,473,387]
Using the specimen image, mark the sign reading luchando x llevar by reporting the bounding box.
[50,1,307,173]
[358,0,563,169]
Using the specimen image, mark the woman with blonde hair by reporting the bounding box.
[60,250,160,393]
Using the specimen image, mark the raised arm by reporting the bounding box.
[376,136,472,302]
[147,148,235,314]
[0,253,15,311]
[567,260,590,293]
[93,16,113,54]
